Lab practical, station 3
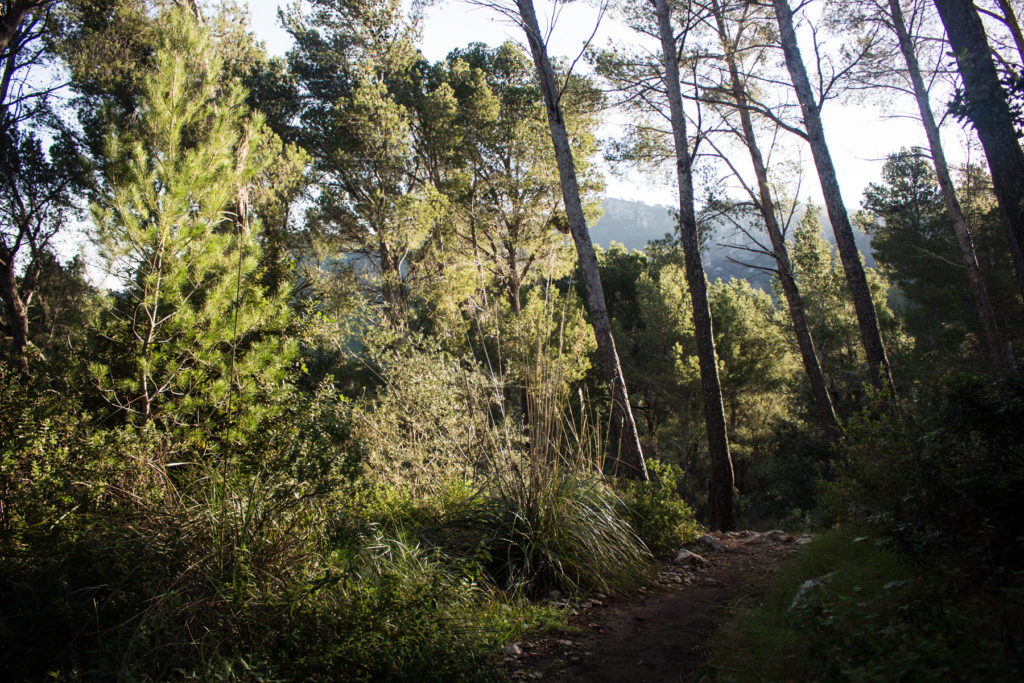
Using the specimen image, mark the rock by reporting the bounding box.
[697,534,726,551]
[505,643,524,657]
[789,572,835,610]
[766,529,796,543]
[672,548,708,566]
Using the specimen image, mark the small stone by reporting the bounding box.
[569,656,580,663]
[581,600,593,609]
[505,643,524,657]
[588,622,600,629]
[673,548,708,566]
[697,534,726,551]
[555,639,574,647]
[591,599,603,607]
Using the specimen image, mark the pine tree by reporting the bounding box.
[91,10,295,437]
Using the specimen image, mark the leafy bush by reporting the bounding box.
[708,529,1024,681]
[617,459,702,555]
[0,388,513,681]
[834,370,1024,567]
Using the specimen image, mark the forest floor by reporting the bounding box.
[503,531,808,682]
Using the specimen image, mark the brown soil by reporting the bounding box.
[504,531,803,682]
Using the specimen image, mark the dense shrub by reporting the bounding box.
[835,370,1024,566]
[617,459,702,556]
[709,529,1024,681]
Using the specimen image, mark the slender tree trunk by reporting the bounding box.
[773,0,897,396]
[653,0,734,529]
[933,0,1024,304]
[514,0,647,481]
[0,241,29,377]
[888,0,1014,375]
[712,0,839,440]
[379,240,409,332]
[995,0,1024,64]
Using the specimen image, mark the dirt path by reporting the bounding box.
[505,531,805,682]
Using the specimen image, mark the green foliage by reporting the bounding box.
[834,370,1024,566]
[790,208,906,406]
[616,459,702,556]
[90,10,295,437]
[708,528,1024,681]
[859,151,1023,375]
[357,337,498,488]
[0,386,512,681]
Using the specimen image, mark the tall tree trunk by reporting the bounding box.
[653,0,734,529]
[712,0,840,440]
[773,0,897,396]
[0,241,29,377]
[888,0,1014,375]
[514,0,647,481]
[933,0,1024,304]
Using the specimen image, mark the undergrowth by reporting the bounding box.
[0,342,696,679]
[707,527,1024,681]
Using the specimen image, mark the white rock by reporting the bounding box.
[672,548,708,566]
[789,572,835,610]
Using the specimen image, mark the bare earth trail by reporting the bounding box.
[505,531,804,682]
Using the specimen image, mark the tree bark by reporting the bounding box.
[515,0,648,481]
[888,0,1014,375]
[773,0,897,396]
[933,0,1024,305]
[653,0,734,529]
[0,1,44,54]
[712,0,840,439]
[0,239,29,377]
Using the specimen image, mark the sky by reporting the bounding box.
[245,0,973,210]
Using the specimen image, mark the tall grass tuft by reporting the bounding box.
[436,295,652,596]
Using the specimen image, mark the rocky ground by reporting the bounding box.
[503,530,809,682]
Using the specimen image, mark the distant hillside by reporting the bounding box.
[590,197,874,291]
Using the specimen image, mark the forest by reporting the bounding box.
[1,0,1022,679]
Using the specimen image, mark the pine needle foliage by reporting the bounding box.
[90,9,295,438]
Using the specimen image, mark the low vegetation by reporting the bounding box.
[2,0,1024,680]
